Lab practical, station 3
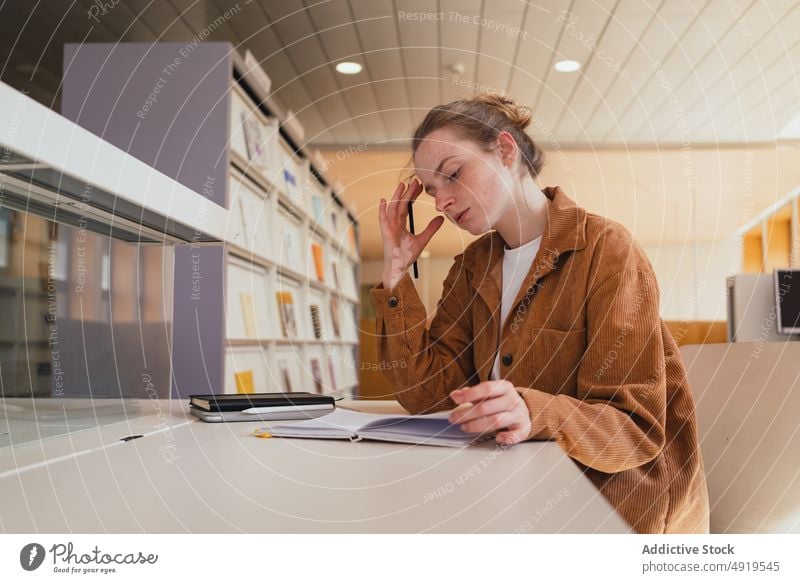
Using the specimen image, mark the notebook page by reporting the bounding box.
[263,408,415,437]
[358,415,467,440]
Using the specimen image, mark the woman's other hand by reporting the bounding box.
[379,180,445,290]
[448,380,532,446]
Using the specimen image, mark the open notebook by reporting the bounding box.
[259,408,496,447]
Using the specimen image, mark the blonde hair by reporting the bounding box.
[411,93,545,178]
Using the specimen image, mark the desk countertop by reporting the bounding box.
[0,399,629,533]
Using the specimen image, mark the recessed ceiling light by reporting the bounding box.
[554,60,580,73]
[336,62,362,75]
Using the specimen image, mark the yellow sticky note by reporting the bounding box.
[235,370,255,394]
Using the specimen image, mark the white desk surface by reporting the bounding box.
[0,399,629,533]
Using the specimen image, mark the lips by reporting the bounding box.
[455,209,469,225]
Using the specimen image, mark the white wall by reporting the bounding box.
[361,257,455,318]
[641,236,742,321]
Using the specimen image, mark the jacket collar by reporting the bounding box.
[462,185,588,280]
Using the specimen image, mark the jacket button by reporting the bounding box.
[502,353,513,366]
[388,296,398,308]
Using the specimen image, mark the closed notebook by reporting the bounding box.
[260,408,494,447]
[190,392,334,412]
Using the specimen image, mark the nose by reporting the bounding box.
[434,192,455,213]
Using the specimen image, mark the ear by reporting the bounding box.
[495,131,518,168]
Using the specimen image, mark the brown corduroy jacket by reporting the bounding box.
[371,186,709,534]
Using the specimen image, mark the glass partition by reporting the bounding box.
[0,209,173,401]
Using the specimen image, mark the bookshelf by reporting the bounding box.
[61,42,361,399]
[740,190,800,274]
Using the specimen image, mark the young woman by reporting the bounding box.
[371,93,709,534]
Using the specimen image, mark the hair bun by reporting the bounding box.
[472,93,532,130]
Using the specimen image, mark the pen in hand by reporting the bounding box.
[407,200,419,279]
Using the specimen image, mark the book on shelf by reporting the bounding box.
[189,391,335,423]
[350,262,359,296]
[309,304,322,339]
[276,291,298,338]
[280,229,298,267]
[283,169,299,201]
[239,291,257,337]
[242,112,268,168]
[331,260,340,290]
[277,357,293,392]
[328,358,337,392]
[311,243,324,282]
[349,304,359,340]
[330,210,339,235]
[260,408,495,447]
[311,195,325,224]
[309,357,323,394]
[346,225,357,254]
[329,296,341,338]
[234,370,255,394]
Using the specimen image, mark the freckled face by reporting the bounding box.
[413,128,514,236]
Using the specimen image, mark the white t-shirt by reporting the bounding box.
[490,235,542,380]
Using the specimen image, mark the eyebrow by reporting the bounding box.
[422,155,458,193]
[435,155,458,176]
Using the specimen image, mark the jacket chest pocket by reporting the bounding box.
[508,327,586,396]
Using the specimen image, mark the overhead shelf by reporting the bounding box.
[0,81,229,245]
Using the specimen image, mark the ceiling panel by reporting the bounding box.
[439,0,482,104]
[133,1,195,42]
[507,1,570,96]
[308,0,388,144]
[557,0,653,140]
[395,0,442,122]
[533,0,617,132]
[350,0,413,143]
[1,0,799,149]
[629,1,748,141]
[588,1,699,142]
[473,1,527,98]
